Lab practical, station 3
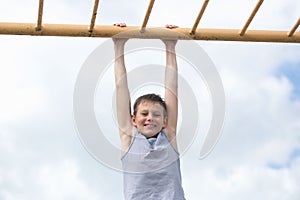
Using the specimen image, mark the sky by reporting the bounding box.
[0,0,300,199]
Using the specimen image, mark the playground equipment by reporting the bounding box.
[0,0,299,43]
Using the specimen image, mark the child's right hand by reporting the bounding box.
[112,23,128,47]
[113,22,127,27]
[162,24,178,47]
[165,24,178,29]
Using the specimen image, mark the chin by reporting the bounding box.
[140,130,161,138]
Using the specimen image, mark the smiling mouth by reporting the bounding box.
[144,124,155,128]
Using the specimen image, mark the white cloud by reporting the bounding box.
[0,0,300,199]
[0,0,38,22]
[35,160,101,200]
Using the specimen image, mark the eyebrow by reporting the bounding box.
[139,109,161,113]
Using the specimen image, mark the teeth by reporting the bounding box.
[145,124,154,127]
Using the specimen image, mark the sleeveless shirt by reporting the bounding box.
[121,131,185,200]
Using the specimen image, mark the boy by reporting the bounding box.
[113,28,185,199]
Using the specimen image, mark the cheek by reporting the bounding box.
[156,117,165,125]
[136,117,146,124]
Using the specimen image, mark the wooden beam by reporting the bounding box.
[89,0,100,34]
[141,0,155,32]
[190,0,209,35]
[36,0,44,31]
[0,22,299,43]
[240,0,264,36]
[288,18,300,37]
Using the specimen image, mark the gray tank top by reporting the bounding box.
[121,131,185,200]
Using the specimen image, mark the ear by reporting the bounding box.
[131,115,137,127]
[162,117,168,129]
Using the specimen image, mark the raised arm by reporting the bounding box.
[113,38,133,151]
[162,40,178,140]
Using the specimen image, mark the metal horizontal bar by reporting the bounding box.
[0,22,299,43]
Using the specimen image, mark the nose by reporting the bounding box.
[146,114,153,121]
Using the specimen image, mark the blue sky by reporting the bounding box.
[267,148,300,169]
[0,0,300,200]
[276,61,300,100]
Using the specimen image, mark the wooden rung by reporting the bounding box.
[239,0,264,36]
[141,0,155,32]
[36,0,44,31]
[190,0,209,35]
[0,22,299,43]
[89,0,100,34]
[288,18,300,37]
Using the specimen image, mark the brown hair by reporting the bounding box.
[133,93,167,117]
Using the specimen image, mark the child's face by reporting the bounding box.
[132,100,167,138]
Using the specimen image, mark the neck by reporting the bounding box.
[146,132,160,139]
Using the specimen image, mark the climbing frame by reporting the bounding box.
[0,0,299,43]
